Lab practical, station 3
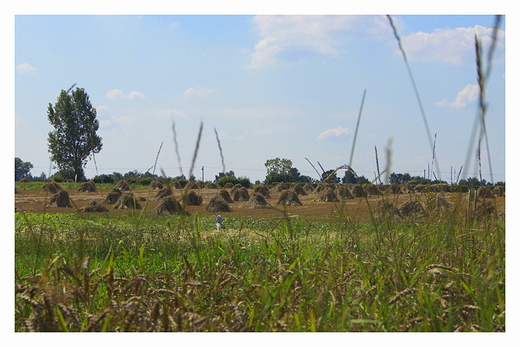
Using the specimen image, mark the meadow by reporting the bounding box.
[14,186,505,332]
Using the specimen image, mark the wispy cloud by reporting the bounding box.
[436,84,479,109]
[16,63,37,74]
[183,87,218,98]
[246,15,389,68]
[316,126,351,142]
[106,89,145,100]
[400,25,505,65]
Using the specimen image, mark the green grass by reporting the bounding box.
[14,206,505,332]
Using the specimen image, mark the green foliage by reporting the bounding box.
[265,157,293,176]
[47,87,102,182]
[389,172,412,184]
[217,175,250,188]
[15,157,33,181]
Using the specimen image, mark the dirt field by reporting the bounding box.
[14,185,505,223]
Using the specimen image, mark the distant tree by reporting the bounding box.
[214,170,236,183]
[389,172,412,184]
[356,175,370,185]
[15,157,33,181]
[47,87,102,182]
[321,169,340,183]
[265,158,292,176]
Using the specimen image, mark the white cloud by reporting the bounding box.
[247,15,390,68]
[106,89,145,100]
[316,126,351,142]
[16,63,37,74]
[183,87,218,98]
[170,22,179,29]
[400,25,505,65]
[436,84,480,109]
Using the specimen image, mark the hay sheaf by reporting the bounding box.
[313,183,333,194]
[45,190,72,208]
[76,200,109,213]
[152,197,185,216]
[376,199,403,219]
[350,185,366,198]
[253,184,271,199]
[42,182,63,194]
[291,184,307,196]
[78,181,96,193]
[232,187,250,202]
[114,192,141,209]
[303,183,314,192]
[20,178,30,183]
[186,182,202,190]
[223,182,235,190]
[218,190,234,203]
[492,186,504,197]
[271,182,287,193]
[413,184,426,193]
[104,188,123,204]
[170,181,182,189]
[149,181,163,190]
[115,180,130,191]
[388,183,402,194]
[204,182,218,189]
[399,199,426,217]
[276,190,302,206]
[335,185,354,199]
[401,183,414,194]
[477,186,495,199]
[184,190,203,206]
[365,184,382,196]
[205,196,231,212]
[426,193,451,211]
[230,184,244,195]
[314,188,338,202]
[244,193,271,209]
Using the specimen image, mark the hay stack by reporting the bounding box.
[154,188,172,201]
[219,189,234,203]
[291,184,307,196]
[276,190,302,206]
[244,193,270,209]
[413,184,426,193]
[78,181,96,192]
[335,185,354,199]
[115,180,130,191]
[388,183,402,194]
[184,190,203,206]
[205,196,231,212]
[401,183,414,194]
[149,181,163,190]
[104,188,123,204]
[399,199,426,217]
[271,182,287,193]
[303,183,314,192]
[152,197,185,216]
[186,181,201,190]
[42,182,63,194]
[77,200,109,213]
[492,186,505,197]
[230,184,243,195]
[171,181,182,189]
[253,184,271,199]
[46,190,71,208]
[314,188,338,202]
[376,199,402,219]
[114,192,141,209]
[365,184,382,196]
[313,183,332,194]
[223,182,235,190]
[426,193,451,211]
[232,187,250,201]
[204,182,218,189]
[350,185,366,198]
[477,186,495,199]
[20,178,30,183]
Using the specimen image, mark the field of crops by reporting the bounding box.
[14,182,505,333]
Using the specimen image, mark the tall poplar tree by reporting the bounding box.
[47,86,102,181]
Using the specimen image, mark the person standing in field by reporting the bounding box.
[216,215,225,231]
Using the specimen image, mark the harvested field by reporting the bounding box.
[14,183,505,223]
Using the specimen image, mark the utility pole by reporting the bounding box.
[201,166,204,182]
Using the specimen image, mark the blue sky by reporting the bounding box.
[13,7,508,184]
